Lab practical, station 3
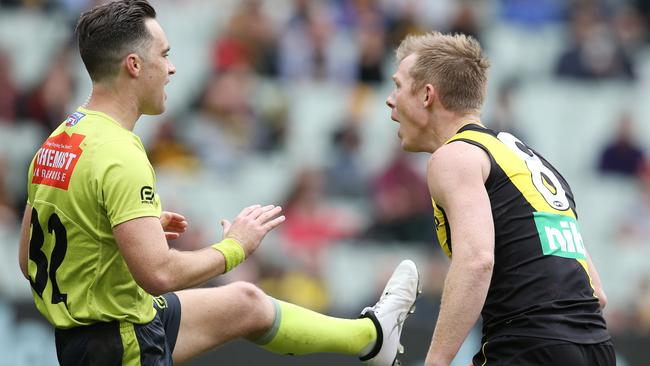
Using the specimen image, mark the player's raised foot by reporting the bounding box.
[359,259,420,366]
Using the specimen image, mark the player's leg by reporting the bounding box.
[170,281,377,363]
[170,281,275,363]
[259,259,421,366]
[255,298,378,356]
[172,260,420,365]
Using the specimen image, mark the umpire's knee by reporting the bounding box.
[228,282,275,332]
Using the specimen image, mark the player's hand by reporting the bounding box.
[160,211,188,240]
[220,204,285,257]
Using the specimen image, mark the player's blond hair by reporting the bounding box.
[396,32,490,113]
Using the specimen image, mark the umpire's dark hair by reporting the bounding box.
[76,0,156,82]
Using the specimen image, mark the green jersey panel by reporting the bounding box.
[27,107,160,329]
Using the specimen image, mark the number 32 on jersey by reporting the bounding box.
[28,207,68,306]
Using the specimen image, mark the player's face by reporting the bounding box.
[386,54,429,152]
[140,19,176,115]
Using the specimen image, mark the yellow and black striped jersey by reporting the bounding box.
[432,124,609,343]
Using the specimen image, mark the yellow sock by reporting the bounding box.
[256,298,377,356]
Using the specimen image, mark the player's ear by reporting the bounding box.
[423,84,435,107]
[125,53,142,78]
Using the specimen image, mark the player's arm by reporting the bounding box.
[585,250,607,309]
[113,204,284,295]
[425,142,494,366]
[19,203,32,280]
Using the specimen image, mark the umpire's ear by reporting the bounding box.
[125,53,142,78]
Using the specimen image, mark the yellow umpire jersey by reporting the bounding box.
[26,107,160,329]
[432,124,609,343]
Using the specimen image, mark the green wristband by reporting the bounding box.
[211,238,246,273]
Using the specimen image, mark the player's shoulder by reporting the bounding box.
[427,139,492,196]
[429,139,489,172]
[96,134,144,151]
[92,137,148,171]
[46,109,133,146]
[59,122,146,175]
[64,108,135,137]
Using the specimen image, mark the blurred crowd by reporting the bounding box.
[1,0,650,355]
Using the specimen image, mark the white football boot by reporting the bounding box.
[359,259,420,366]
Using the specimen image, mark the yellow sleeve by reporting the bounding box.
[96,140,161,227]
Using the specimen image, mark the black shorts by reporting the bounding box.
[55,293,182,366]
[472,336,616,366]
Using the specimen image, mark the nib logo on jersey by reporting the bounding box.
[533,212,586,260]
[140,186,155,204]
[32,133,85,190]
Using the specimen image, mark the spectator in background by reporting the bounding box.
[631,276,650,334]
[278,0,356,83]
[182,66,287,173]
[448,1,483,43]
[257,260,331,314]
[633,0,650,41]
[336,0,384,29]
[498,0,567,29]
[0,157,18,232]
[386,1,425,51]
[17,47,75,129]
[324,84,374,199]
[326,121,368,198]
[335,0,388,84]
[0,50,18,122]
[147,117,200,174]
[281,167,363,270]
[597,113,646,176]
[612,5,647,55]
[555,1,636,81]
[616,167,650,243]
[182,67,259,175]
[363,152,434,243]
[607,274,650,335]
[211,0,278,75]
[0,0,56,10]
[355,10,387,84]
[250,80,290,153]
[486,79,524,137]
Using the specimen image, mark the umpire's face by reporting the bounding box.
[138,18,176,116]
